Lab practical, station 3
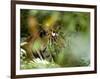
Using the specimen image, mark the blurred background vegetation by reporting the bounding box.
[20,9,90,69]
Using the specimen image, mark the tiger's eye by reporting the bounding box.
[40,30,47,38]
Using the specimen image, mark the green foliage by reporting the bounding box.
[21,59,59,69]
[32,39,42,52]
[21,9,30,37]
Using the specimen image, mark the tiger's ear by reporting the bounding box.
[42,12,60,32]
[27,16,39,34]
